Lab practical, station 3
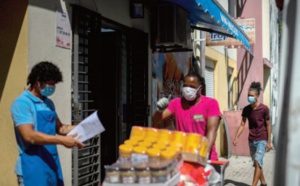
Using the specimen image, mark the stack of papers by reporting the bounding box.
[67,111,105,142]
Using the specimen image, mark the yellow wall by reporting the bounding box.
[264,67,271,108]
[0,1,28,185]
[205,47,238,156]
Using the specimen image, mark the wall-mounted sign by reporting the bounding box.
[130,1,144,18]
[56,8,71,49]
[206,18,255,47]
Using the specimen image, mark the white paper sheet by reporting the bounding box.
[67,111,105,142]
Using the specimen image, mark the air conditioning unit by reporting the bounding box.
[157,2,190,48]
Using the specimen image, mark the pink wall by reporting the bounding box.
[224,110,250,156]
[224,0,264,157]
[237,0,264,109]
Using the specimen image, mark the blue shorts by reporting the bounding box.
[249,140,267,168]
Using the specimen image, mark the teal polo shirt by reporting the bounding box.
[10,90,56,175]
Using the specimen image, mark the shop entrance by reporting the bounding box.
[89,29,123,183]
[72,5,149,185]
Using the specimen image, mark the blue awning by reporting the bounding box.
[161,0,253,54]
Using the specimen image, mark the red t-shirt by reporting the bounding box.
[242,103,270,141]
[167,96,221,160]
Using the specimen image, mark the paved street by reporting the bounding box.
[221,149,276,186]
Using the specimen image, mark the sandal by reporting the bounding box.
[260,184,267,186]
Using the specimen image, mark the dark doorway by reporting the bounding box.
[89,30,122,182]
[88,25,149,183]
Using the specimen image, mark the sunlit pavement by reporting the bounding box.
[220,149,275,186]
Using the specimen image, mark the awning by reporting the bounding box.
[161,0,253,54]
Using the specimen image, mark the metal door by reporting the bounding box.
[72,5,102,186]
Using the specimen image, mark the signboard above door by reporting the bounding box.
[206,18,255,48]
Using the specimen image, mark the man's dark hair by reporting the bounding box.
[27,61,63,86]
[249,81,262,95]
[184,71,205,86]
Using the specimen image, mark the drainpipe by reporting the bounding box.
[200,31,206,78]
[192,31,206,94]
[192,31,206,76]
[224,46,230,109]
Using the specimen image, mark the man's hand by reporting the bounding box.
[157,94,171,112]
[61,134,84,148]
[266,142,272,152]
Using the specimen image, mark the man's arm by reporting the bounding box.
[152,109,172,128]
[266,119,272,151]
[206,116,220,157]
[17,124,84,148]
[56,119,75,135]
[233,117,246,146]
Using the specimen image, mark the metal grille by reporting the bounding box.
[72,5,101,186]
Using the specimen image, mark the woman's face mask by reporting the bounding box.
[40,84,56,97]
[182,86,200,101]
[247,96,256,104]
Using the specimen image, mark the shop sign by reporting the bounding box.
[206,18,255,47]
[56,8,71,49]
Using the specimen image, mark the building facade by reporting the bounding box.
[0,0,268,185]
[224,0,272,156]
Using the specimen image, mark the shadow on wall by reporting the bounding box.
[0,0,28,99]
[229,77,239,109]
[228,51,253,109]
[237,51,254,104]
[236,0,248,17]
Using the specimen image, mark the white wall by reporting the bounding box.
[28,0,73,185]
[217,0,228,12]
[262,0,270,60]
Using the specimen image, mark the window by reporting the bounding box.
[205,59,215,98]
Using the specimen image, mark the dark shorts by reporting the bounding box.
[249,140,267,168]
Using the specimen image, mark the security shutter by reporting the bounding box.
[205,59,215,98]
[72,5,101,186]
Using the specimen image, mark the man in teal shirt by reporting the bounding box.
[11,61,84,186]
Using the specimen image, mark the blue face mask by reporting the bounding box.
[248,96,256,104]
[40,84,56,97]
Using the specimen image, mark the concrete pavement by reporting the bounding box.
[220,149,276,186]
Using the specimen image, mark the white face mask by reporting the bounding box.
[182,86,200,101]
